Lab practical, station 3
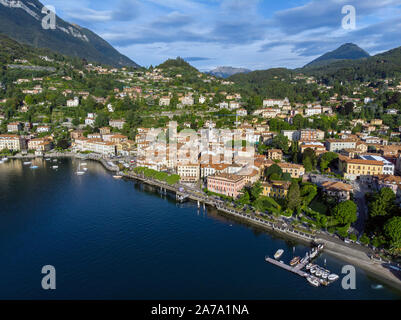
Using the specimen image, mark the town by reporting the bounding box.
[1,40,401,262]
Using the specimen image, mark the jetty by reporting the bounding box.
[265,257,309,278]
[265,243,325,280]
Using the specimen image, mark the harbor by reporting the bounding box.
[265,243,340,287]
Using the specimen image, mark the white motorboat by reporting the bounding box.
[23,161,32,165]
[2,157,8,161]
[315,269,322,277]
[306,263,313,270]
[76,162,85,176]
[307,277,320,287]
[328,274,339,282]
[310,267,317,274]
[274,249,284,260]
[321,272,329,280]
[30,165,39,169]
[52,166,58,169]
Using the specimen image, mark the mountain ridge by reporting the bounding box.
[208,66,251,78]
[304,43,370,68]
[0,0,139,68]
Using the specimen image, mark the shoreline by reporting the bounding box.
[5,154,401,293]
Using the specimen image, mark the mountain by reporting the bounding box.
[301,45,401,83]
[158,57,198,72]
[208,66,251,78]
[0,0,139,68]
[304,43,370,68]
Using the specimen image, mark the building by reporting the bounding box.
[109,119,126,130]
[200,163,230,178]
[159,97,171,106]
[27,137,53,152]
[300,142,326,155]
[278,163,305,178]
[7,122,22,133]
[74,138,116,156]
[359,155,394,176]
[0,134,25,151]
[261,180,290,199]
[67,97,79,107]
[340,157,384,182]
[177,164,200,183]
[267,149,283,161]
[299,129,325,141]
[326,139,357,152]
[207,174,246,198]
[263,98,289,107]
[373,175,401,200]
[321,181,353,201]
[281,130,300,141]
[36,125,50,133]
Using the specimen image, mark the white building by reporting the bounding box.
[67,97,79,107]
[360,155,394,176]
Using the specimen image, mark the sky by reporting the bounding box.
[42,0,401,71]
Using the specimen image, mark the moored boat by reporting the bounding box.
[319,278,329,286]
[328,274,339,282]
[315,269,322,277]
[113,175,123,179]
[23,161,31,165]
[290,256,301,266]
[30,165,39,169]
[274,249,284,260]
[52,166,58,169]
[306,263,313,270]
[307,276,320,287]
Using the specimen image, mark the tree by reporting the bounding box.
[238,190,250,205]
[264,164,283,180]
[303,157,313,172]
[250,181,263,202]
[384,217,401,248]
[319,152,338,172]
[302,148,317,171]
[271,134,289,154]
[287,182,301,211]
[332,200,357,225]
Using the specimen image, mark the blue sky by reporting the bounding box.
[43,0,401,70]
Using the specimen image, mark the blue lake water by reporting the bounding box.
[0,158,400,299]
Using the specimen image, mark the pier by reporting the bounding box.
[265,243,325,280]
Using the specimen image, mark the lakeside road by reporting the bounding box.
[5,154,401,293]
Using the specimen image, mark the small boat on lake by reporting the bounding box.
[30,165,39,169]
[290,256,301,266]
[23,161,31,165]
[306,263,313,270]
[113,175,123,179]
[274,249,284,260]
[52,166,58,169]
[307,276,320,287]
[315,269,322,277]
[319,278,329,286]
[328,274,339,282]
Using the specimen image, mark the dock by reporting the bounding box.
[265,257,309,278]
[265,243,325,280]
